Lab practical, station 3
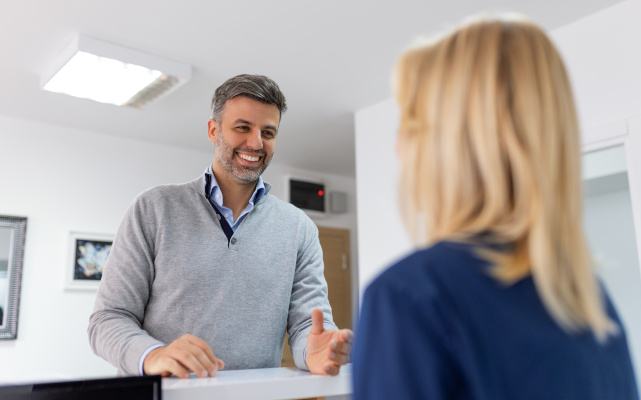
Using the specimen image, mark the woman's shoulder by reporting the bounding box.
[378,240,486,279]
[366,240,486,303]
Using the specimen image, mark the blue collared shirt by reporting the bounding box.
[205,166,266,231]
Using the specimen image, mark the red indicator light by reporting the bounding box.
[317,189,325,197]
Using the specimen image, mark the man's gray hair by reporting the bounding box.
[210,74,287,120]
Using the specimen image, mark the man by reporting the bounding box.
[88,74,352,378]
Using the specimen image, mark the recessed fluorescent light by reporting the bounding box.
[42,35,191,108]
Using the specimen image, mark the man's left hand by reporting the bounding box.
[305,308,353,376]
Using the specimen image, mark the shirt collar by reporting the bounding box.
[204,165,266,205]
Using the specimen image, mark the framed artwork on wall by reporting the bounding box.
[66,231,113,290]
[0,215,27,340]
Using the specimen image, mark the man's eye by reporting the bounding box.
[236,126,250,132]
[262,131,275,138]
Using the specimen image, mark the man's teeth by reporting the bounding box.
[238,153,260,162]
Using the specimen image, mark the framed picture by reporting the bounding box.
[0,215,27,340]
[66,231,114,290]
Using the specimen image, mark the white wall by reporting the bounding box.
[551,0,641,144]
[0,114,210,381]
[0,113,358,381]
[354,100,411,295]
[355,0,641,295]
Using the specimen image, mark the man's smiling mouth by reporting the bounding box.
[236,151,263,163]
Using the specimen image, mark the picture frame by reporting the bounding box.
[65,231,114,291]
[0,215,27,340]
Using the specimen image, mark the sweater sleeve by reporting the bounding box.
[287,215,337,370]
[352,273,460,400]
[87,195,165,375]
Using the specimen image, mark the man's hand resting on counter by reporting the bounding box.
[306,308,353,376]
[143,334,225,378]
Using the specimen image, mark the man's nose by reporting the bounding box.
[246,129,263,150]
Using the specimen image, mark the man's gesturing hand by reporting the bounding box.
[305,308,353,376]
[143,334,225,378]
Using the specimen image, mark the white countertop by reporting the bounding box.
[162,365,352,400]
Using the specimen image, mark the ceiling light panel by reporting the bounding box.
[42,36,191,108]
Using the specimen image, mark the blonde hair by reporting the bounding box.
[395,16,616,340]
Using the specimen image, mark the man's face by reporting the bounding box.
[208,96,280,184]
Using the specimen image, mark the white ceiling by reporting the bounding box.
[0,0,624,176]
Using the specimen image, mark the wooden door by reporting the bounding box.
[317,226,352,330]
[281,226,353,369]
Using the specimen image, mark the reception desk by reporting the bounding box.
[163,366,352,400]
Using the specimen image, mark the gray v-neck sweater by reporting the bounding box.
[88,175,336,375]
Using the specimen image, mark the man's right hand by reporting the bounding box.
[143,334,225,378]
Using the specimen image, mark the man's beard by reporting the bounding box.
[214,133,272,183]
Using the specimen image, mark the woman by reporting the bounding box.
[352,16,638,399]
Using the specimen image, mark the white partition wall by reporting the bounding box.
[354,100,411,296]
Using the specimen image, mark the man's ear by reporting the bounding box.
[207,119,218,144]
